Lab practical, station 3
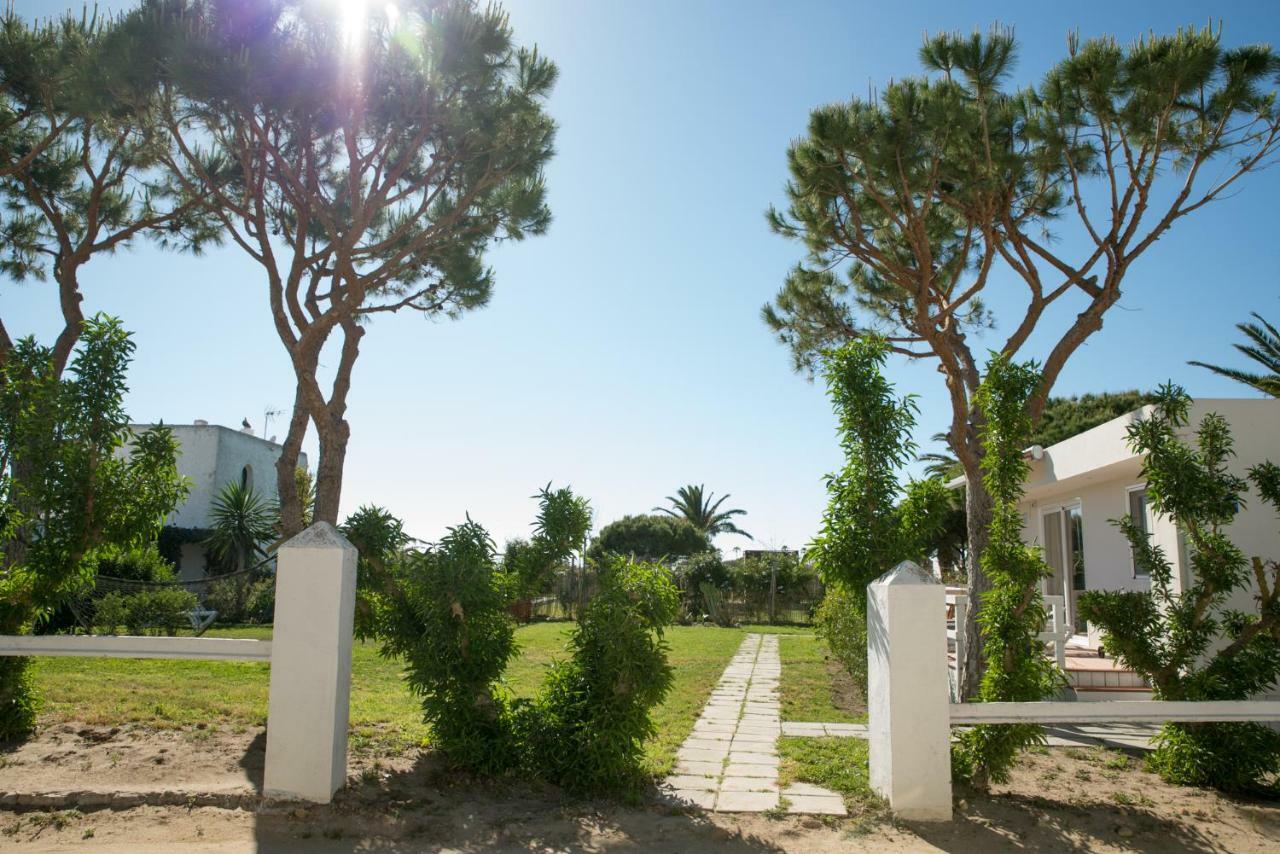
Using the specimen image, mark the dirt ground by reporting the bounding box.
[2,723,1278,852]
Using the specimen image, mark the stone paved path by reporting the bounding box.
[659,634,846,815]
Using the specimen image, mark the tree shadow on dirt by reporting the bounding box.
[248,746,788,852]
[905,791,1228,853]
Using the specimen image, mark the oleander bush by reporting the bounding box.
[1079,386,1280,793]
[372,487,677,795]
[378,518,520,774]
[526,557,678,796]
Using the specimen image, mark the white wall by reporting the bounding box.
[121,424,308,578]
[1018,398,1280,602]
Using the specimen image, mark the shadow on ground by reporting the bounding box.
[245,739,789,852]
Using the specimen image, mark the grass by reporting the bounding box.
[30,622,747,772]
[778,736,884,817]
[778,634,863,723]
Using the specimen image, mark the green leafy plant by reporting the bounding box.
[91,592,127,635]
[672,551,729,621]
[204,482,277,572]
[953,356,1063,788]
[1079,386,1280,792]
[525,557,679,796]
[340,505,411,641]
[808,337,917,686]
[121,588,198,636]
[377,518,520,774]
[699,581,734,627]
[0,316,186,739]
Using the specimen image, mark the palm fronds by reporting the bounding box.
[1189,312,1280,398]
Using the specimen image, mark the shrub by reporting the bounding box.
[808,338,918,686]
[672,551,728,620]
[203,575,258,624]
[952,356,1062,788]
[92,592,128,634]
[815,582,865,684]
[1079,386,1280,793]
[377,519,520,774]
[0,656,36,742]
[94,545,177,583]
[244,577,275,623]
[122,588,198,635]
[340,505,411,640]
[527,557,678,796]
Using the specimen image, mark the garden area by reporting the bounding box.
[6,625,1280,851]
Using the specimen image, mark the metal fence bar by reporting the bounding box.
[0,634,271,661]
[950,699,1280,725]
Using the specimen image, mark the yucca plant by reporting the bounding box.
[204,482,277,572]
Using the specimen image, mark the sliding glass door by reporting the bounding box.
[1041,504,1086,632]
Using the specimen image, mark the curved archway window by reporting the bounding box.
[240,464,254,492]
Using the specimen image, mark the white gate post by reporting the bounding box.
[867,561,953,821]
[263,522,358,803]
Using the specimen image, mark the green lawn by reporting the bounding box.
[778,736,883,817]
[29,622,748,773]
[778,634,863,723]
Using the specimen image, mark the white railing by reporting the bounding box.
[946,590,1070,700]
[0,634,269,661]
[871,561,1280,822]
[0,522,357,804]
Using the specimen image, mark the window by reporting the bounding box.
[240,464,254,492]
[1127,487,1150,577]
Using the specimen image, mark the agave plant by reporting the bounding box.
[1189,311,1280,398]
[654,484,752,541]
[204,481,278,571]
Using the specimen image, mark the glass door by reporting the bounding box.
[1041,505,1086,632]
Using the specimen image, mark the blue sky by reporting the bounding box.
[6,0,1279,552]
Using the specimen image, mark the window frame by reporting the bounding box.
[1125,483,1151,578]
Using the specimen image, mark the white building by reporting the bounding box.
[1016,398,1279,632]
[127,421,307,579]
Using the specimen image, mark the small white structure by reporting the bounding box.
[263,523,357,803]
[1015,398,1279,632]
[123,422,308,579]
[868,561,953,821]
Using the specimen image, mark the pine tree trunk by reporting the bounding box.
[960,472,994,699]
[313,412,350,526]
[274,390,311,539]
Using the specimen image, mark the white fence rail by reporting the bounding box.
[0,634,270,661]
[951,699,1280,725]
[871,561,1280,822]
[0,522,357,804]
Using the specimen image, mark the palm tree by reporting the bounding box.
[205,481,278,572]
[920,432,963,481]
[1189,312,1280,398]
[654,484,753,541]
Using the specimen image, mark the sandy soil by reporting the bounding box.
[2,723,1278,852]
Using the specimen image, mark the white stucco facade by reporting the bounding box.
[1015,398,1280,629]
[123,422,307,578]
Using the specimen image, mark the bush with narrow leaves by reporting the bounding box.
[376,519,520,775]
[1080,386,1280,793]
[525,557,678,796]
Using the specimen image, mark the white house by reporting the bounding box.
[126,421,307,579]
[1016,398,1280,633]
